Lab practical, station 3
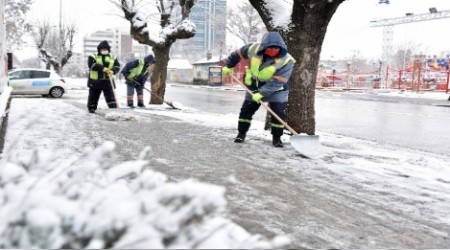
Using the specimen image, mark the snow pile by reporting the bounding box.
[105,112,140,121]
[0,87,12,118]
[0,142,289,249]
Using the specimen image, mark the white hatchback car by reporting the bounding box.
[8,68,68,98]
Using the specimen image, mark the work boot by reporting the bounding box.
[88,109,95,114]
[138,103,146,108]
[272,136,283,148]
[127,100,134,108]
[234,133,246,143]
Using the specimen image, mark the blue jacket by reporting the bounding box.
[121,55,155,85]
[225,32,294,103]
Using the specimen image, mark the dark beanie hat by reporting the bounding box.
[144,54,155,63]
[97,40,111,50]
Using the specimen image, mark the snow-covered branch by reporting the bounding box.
[120,0,196,47]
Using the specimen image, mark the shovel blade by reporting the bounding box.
[290,134,322,159]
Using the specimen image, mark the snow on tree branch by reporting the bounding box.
[120,0,197,47]
[4,0,33,50]
[0,142,290,248]
[264,0,293,30]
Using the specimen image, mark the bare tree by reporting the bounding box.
[118,0,197,104]
[5,0,32,51]
[32,20,77,75]
[226,2,263,45]
[347,50,367,73]
[393,41,419,70]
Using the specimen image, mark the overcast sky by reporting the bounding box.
[16,0,450,61]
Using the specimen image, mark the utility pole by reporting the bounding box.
[58,0,63,72]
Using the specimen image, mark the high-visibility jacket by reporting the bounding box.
[245,43,295,91]
[89,52,116,80]
[126,59,148,80]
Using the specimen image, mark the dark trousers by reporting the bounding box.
[238,100,287,137]
[87,88,117,111]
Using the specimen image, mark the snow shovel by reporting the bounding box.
[231,74,322,158]
[108,75,120,108]
[131,79,180,110]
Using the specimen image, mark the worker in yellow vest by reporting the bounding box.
[87,40,120,113]
[121,54,156,108]
[222,32,295,147]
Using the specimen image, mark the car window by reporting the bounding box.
[12,70,33,80]
[8,71,21,80]
[32,70,50,79]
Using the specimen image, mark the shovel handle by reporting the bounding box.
[231,74,299,135]
[108,75,120,108]
[131,79,177,109]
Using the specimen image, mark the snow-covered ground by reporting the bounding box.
[1,78,450,248]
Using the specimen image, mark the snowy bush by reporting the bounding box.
[0,142,289,248]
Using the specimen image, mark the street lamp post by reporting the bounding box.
[346,61,351,89]
[332,69,336,86]
[58,0,63,68]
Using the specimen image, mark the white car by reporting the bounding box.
[8,68,68,98]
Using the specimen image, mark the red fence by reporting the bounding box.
[317,67,450,93]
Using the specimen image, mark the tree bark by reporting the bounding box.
[249,0,343,135]
[286,2,341,134]
[150,46,171,104]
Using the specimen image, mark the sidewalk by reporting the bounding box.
[1,92,450,248]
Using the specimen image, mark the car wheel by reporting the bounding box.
[49,87,64,98]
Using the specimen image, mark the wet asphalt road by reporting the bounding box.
[165,86,450,156]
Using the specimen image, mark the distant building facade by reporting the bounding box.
[171,0,227,62]
[83,29,120,59]
[83,29,153,64]
[120,33,133,61]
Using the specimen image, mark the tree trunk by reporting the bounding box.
[286,38,321,135]
[150,46,171,104]
[285,2,342,135]
[248,0,342,135]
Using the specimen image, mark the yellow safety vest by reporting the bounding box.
[89,52,116,80]
[127,59,148,80]
[246,43,295,86]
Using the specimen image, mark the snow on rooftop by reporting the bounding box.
[168,59,193,69]
[193,56,223,65]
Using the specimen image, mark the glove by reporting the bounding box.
[103,68,113,77]
[252,92,264,104]
[222,66,232,76]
